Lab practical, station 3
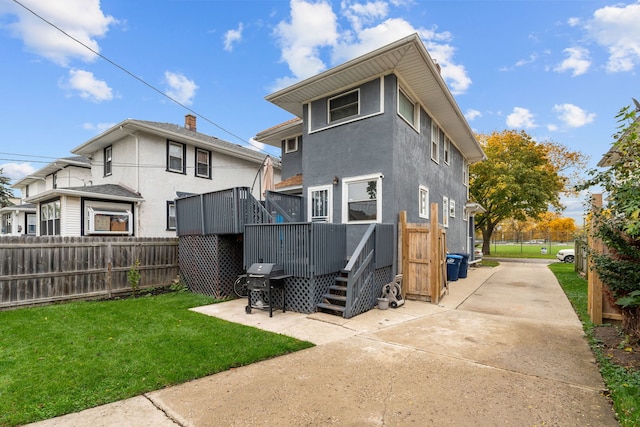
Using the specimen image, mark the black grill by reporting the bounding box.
[244,263,287,317]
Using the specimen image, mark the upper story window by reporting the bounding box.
[431,122,440,163]
[52,173,58,189]
[443,136,451,165]
[398,88,418,128]
[195,148,211,178]
[329,89,359,123]
[104,145,112,176]
[283,136,299,153]
[419,185,429,219]
[342,173,382,224]
[25,184,29,198]
[463,161,469,186]
[167,141,186,174]
[450,199,456,218]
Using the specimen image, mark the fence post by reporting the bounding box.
[588,194,602,324]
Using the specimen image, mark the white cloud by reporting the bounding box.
[553,103,596,128]
[223,23,243,52]
[271,0,472,94]
[2,0,116,66]
[163,71,198,106]
[61,69,113,102]
[547,124,559,132]
[465,109,482,121]
[584,2,640,72]
[273,0,338,81]
[0,162,36,181]
[82,122,116,133]
[506,107,537,129]
[567,17,581,27]
[555,47,591,76]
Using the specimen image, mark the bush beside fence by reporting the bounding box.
[0,236,179,309]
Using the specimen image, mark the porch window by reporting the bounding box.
[398,88,418,128]
[419,185,429,219]
[308,185,332,222]
[343,174,382,224]
[431,122,440,163]
[195,148,211,178]
[87,208,132,235]
[167,141,186,173]
[104,145,112,176]
[442,196,449,228]
[329,89,359,123]
[27,214,36,235]
[167,201,176,230]
[40,200,61,236]
[1,213,10,234]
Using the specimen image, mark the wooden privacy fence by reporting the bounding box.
[587,194,622,324]
[0,236,179,309]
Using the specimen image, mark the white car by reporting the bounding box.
[556,249,575,263]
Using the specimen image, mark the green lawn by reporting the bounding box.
[548,263,640,427]
[0,292,314,426]
[483,243,573,258]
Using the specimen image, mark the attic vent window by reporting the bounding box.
[329,90,359,122]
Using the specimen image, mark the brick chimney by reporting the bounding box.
[185,114,197,131]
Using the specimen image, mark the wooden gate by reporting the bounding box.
[399,204,447,304]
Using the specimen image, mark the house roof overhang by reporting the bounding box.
[0,203,37,214]
[25,184,144,204]
[262,33,485,163]
[12,156,91,189]
[71,119,280,168]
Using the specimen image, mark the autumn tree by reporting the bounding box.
[470,130,586,255]
[0,169,13,208]
[579,104,640,339]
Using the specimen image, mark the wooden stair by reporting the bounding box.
[316,272,348,317]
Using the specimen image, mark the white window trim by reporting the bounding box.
[431,122,440,164]
[397,87,419,131]
[284,136,300,154]
[419,185,429,219]
[443,136,451,165]
[307,184,333,223]
[442,196,449,228]
[450,199,456,218]
[87,207,133,235]
[342,173,383,224]
[328,88,360,123]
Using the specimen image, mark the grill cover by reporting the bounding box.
[247,263,284,277]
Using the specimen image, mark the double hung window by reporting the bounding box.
[419,186,429,219]
[104,145,112,176]
[196,148,211,178]
[442,196,449,228]
[431,123,440,163]
[167,141,185,173]
[398,88,417,128]
[167,201,176,230]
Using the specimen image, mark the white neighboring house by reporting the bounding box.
[9,115,279,237]
[2,156,92,236]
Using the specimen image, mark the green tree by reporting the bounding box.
[470,130,584,255]
[0,169,14,208]
[579,104,640,339]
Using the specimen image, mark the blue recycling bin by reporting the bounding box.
[446,254,463,281]
[453,253,470,278]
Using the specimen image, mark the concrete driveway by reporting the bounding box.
[30,262,618,426]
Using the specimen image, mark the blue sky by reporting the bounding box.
[1,0,639,223]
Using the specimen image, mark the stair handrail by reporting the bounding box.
[343,224,377,318]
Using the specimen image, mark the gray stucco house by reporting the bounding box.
[255,33,485,255]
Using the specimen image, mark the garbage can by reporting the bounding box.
[453,253,470,278]
[446,254,463,281]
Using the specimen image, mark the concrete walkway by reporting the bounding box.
[29,262,618,426]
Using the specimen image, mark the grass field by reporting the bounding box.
[549,263,640,427]
[482,243,573,259]
[0,292,313,426]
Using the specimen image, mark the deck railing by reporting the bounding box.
[243,222,347,278]
[264,191,304,223]
[343,224,377,318]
